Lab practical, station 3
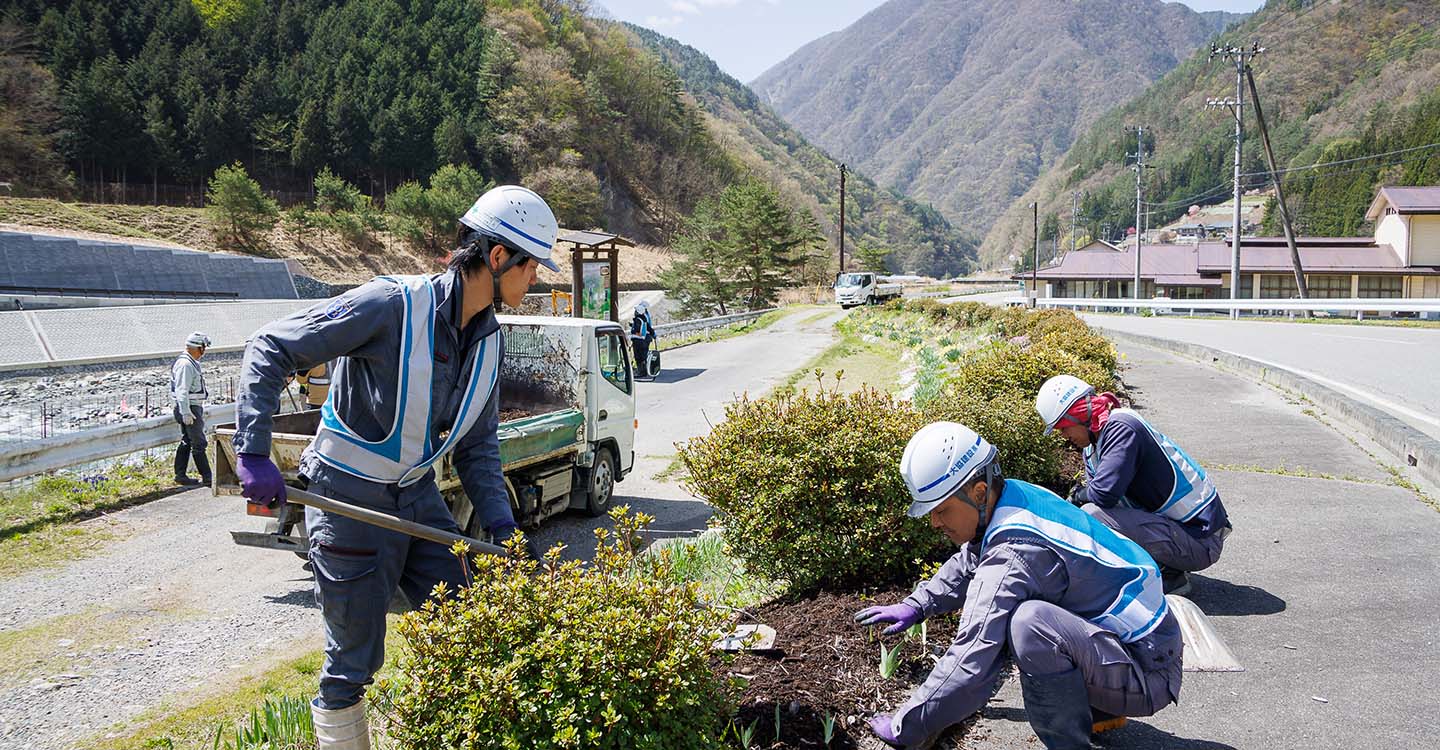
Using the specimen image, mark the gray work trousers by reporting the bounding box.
[306,477,469,709]
[172,404,211,480]
[1009,600,1182,718]
[1083,504,1224,573]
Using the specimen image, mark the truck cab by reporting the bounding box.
[216,315,638,554]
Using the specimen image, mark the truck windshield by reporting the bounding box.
[836,273,870,287]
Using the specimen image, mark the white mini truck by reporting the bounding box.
[835,272,903,308]
[215,316,638,554]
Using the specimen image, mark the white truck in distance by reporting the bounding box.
[835,272,903,308]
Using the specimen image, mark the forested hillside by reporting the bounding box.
[1,0,745,243]
[627,24,976,278]
[982,0,1440,267]
[0,0,972,277]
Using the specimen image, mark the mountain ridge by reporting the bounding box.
[751,0,1245,237]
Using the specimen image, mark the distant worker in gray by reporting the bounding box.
[171,331,213,486]
[1035,375,1233,595]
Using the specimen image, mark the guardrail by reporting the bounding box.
[0,403,232,483]
[1007,296,1440,316]
[654,308,777,341]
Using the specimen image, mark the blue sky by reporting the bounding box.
[597,0,1268,83]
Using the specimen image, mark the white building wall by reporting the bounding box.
[1409,216,1440,267]
[1374,213,1411,265]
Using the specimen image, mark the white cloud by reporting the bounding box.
[669,0,700,13]
[644,13,685,28]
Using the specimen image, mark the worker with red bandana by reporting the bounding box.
[1034,375,1232,595]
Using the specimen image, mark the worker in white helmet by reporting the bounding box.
[855,422,1181,750]
[629,300,656,378]
[231,185,557,750]
[1034,374,1232,596]
[171,331,213,486]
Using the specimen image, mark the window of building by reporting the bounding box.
[1357,275,1403,298]
[1305,275,1350,299]
[1258,274,1299,299]
[1222,276,1253,298]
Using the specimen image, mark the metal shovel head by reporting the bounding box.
[1167,594,1244,672]
[714,624,777,652]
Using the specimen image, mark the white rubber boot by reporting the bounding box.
[312,698,371,750]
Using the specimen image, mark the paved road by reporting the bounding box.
[1082,314,1440,444]
[0,308,843,749]
[950,342,1440,750]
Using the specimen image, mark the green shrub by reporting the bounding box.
[383,508,731,750]
[311,167,383,244]
[386,164,492,255]
[678,384,940,592]
[205,162,278,251]
[922,388,1066,490]
[951,340,1115,402]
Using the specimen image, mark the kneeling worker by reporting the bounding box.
[855,422,1181,750]
[232,186,556,750]
[1035,374,1232,595]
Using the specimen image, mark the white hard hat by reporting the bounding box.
[458,185,560,272]
[900,421,998,517]
[1035,374,1094,434]
[186,331,211,348]
[635,300,649,314]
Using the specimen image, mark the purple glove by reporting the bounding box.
[237,453,287,507]
[854,602,923,635]
[868,714,902,747]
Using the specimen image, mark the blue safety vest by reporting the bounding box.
[984,480,1168,643]
[1085,408,1218,523]
[312,275,501,487]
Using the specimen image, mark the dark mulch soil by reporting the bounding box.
[721,586,966,749]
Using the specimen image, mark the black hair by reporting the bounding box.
[959,459,1004,494]
[450,227,536,277]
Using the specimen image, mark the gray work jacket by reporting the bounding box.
[231,271,514,532]
[171,354,207,411]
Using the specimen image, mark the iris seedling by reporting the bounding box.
[734,717,759,749]
[879,640,904,679]
[820,713,838,747]
[774,704,782,742]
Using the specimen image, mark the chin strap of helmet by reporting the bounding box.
[475,237,528,313]
[959,461,1002,545]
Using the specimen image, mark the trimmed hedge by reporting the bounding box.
[678,386,939,592]
[922,387,1067,491]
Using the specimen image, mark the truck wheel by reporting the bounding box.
[584,449,616,518]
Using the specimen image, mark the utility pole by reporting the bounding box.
[1246,66,1309,302]
[838,163,847,274]
[1126,125,1148,301]
[1209,42,1262,318]
[1031,201,1039,307]
[1070,191,1080,254]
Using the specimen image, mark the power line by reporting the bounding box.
[1239,140,1440,179]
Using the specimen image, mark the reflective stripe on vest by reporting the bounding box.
[1111,408,1217,523]
[312,275,501,487]
[984,480,1168,643]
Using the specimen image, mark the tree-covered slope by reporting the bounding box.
[627,23,977,278]
[982,0,1440,268]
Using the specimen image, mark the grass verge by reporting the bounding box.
[0,456,179,579]
[0,455,179,572]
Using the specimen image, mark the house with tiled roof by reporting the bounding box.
[1016,185,1440,302]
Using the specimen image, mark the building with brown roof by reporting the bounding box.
[1016,186,1440,302]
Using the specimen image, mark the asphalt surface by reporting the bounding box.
[955,342,1440,750]
[0,306,845,749]
[1081,314,1440,445]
